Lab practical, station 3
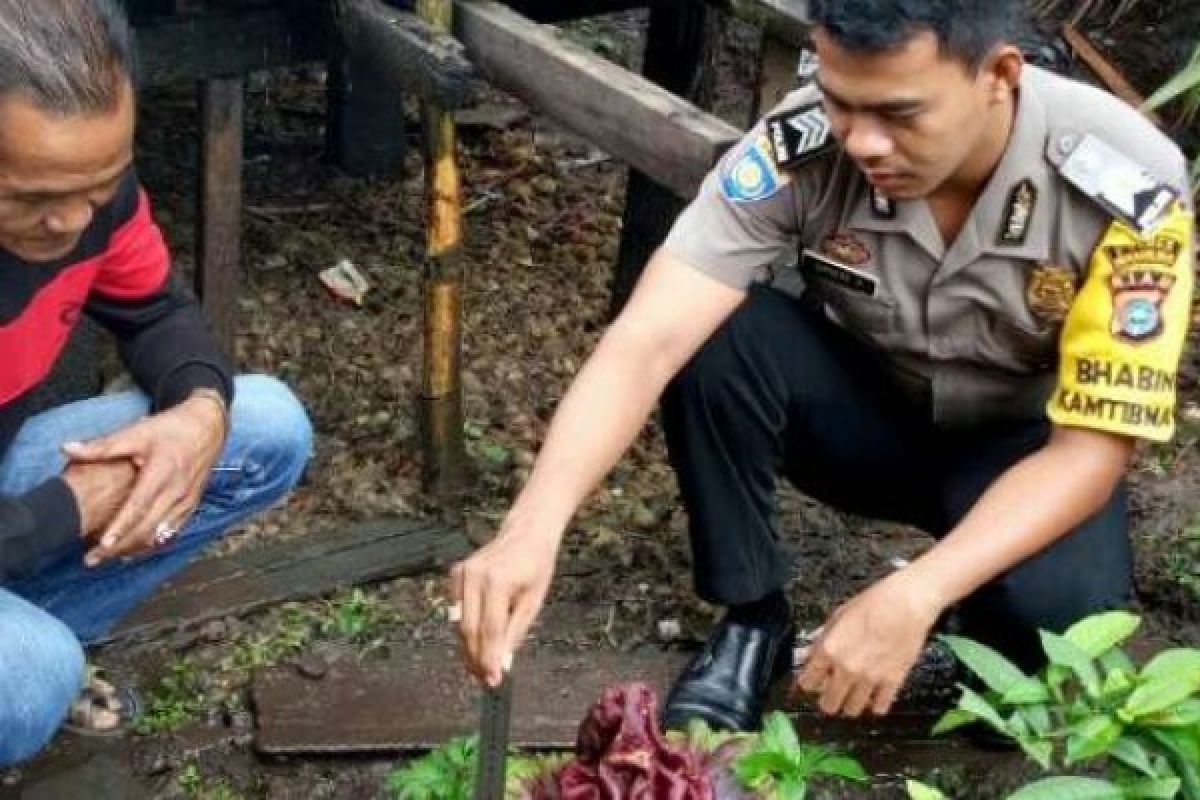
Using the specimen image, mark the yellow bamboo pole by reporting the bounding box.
[418,0,468,499]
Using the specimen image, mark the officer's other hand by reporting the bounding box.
[449,520,560,687]
[65,394,227,566]
[794,571,945,717]
[62,458,137,537]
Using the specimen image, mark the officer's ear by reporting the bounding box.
[978,44,1024,106]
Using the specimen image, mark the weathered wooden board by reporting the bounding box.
[454,1,743,198]
[717,0,811,48]
[252,643,1016,777]
[96,519,469,648]
[335,0,481,110]
[253,648,689,754]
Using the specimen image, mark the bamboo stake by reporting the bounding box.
[418,0,468,498]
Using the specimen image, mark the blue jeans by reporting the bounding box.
[0,375,312,766]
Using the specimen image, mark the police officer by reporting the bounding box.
[450,0,1195,733]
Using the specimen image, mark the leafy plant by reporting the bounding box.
[384,735,560,800]
[134,658,209,735]
[384,689,866,800]
[1145,41,1200,183]
[732,713,868,799]
[935,611,1200,799]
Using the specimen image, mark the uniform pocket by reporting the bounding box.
[811,279,897,334]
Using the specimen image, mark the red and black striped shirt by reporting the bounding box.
[0,171,233,580]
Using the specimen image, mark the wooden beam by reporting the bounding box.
[95,518,469,648]
[500,0,647,21]
[196,77,243,358]
[135,9,326,86]
[454,1,742,198]
[334,0,480,109]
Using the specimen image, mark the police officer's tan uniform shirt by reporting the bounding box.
[663,66,1195,439]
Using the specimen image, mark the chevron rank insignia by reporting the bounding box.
[766,103,834,170]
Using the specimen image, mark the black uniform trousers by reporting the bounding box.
[660,286,1132,671]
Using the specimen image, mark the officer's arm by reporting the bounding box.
[898,425,1133,612]
[508,249,745,538]
[905,194,1194,614]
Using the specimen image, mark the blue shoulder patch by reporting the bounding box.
[720,136,786,204]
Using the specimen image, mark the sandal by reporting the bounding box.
[63,666,140,738]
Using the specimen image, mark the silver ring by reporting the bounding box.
[153,521,178,546]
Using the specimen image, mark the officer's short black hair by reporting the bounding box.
[0,0,135,115]
[808,0,1023,69]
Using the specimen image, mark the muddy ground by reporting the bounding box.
[3,6,1199,799]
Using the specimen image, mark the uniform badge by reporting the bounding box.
[1106,235,1182,343]
[795,50,819,86]
[1026,264,1077,322]
[998,179,1038,246]
[1058,133,1178,234]
[720,135,785,204]
[819,231,871,266]
[869,186,895,219]
[766,103,833,170]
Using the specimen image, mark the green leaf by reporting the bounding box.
[1101,668,1135,699]
[1142,698,1200,728]
[1108,736,1159,777]
[733,750,798,788]
[1064,612,1141,658]
[1146,728,1200,799]
[1122,677,1200,721]
[1019,705,1054,738]
[1140,649,1200,688]
[906,780,948,800]
[1101,648,1138,676]
[1145,45,1200,112]
[1117,777,1183,799]
[759,712,802,754]
[957,685,1010,736]
[1003,677,1053,706]
[1041,631,1101,697]
[811,754,868,783]
[940,634,1029,695]
[1016,737,1055,771]
[1005,775,1125,800]
[932,708,977,736]
[1065,714,1123,765]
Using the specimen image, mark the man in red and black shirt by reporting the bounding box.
[0,0,311,763]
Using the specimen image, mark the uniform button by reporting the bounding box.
[1058,134,1077,155]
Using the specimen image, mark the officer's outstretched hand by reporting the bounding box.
[449,521,560,687]
[794,571,945,717]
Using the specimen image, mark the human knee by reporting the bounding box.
[0,612,85,766]
[228,374,313,490]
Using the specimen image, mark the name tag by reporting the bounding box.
[801,249,878,297]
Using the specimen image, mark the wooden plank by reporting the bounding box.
[251,643,1020,777]
[254,648,689,754]
[1063,24,1163,126]
[135,9,326,87]
[326,50,411,177]
[501,0,648,21]
[454,0,743,198]
[610,0,720,314]
[196,77,244,357]
[96,519,469,647]
[335,0,480,110]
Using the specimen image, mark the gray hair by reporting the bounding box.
[0,0,135,115]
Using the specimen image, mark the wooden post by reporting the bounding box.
[417,0,468,498]
[610,0,720,315]
[327,51,410,178]
[196,77,244,360]
[752,35,803,121]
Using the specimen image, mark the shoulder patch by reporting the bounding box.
[720,135,788,204]
[1056,133,1178,234]
[766,103,834,170]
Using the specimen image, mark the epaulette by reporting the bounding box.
[764,103,836,171]
[1051,131,1179,235]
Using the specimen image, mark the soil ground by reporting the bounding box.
[3,5,1199,799]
